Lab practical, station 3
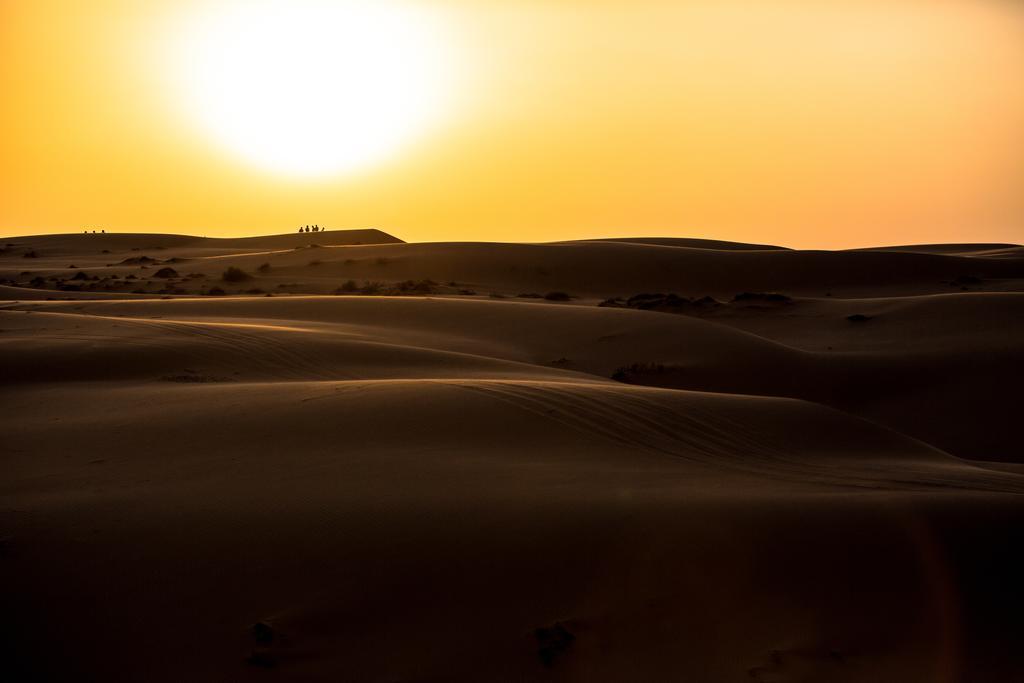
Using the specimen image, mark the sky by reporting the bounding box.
[2,0,1023,247]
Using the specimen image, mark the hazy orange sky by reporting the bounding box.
[2,0,1022,247]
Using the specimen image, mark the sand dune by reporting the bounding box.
[2,232,1023,681]
[3,229,1021,300]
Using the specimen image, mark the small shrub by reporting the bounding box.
[731,292,792,304]
[222,266,250,282]
[257,262,271,273]
[611,362,669,382]
[535,623,575,668]
[153,267,179,278]
[23,251,38,258]
[846,313,872,323]
[336,279,359,293]
[395,279,436,295]
[544,291,571,301]
[205,286,226,296]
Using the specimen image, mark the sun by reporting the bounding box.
[172,0,455,178]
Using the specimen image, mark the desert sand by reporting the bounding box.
[2,229,1024,681]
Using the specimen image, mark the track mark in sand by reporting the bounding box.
[452,380,806,474]
[30,311,347,381]
[448,380,1024,493]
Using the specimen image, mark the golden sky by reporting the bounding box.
[2,0,1022,247]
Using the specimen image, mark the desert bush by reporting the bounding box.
[222,266,250,282]
[544,291,571,301]
[395,279,436,294]
[336,279,359,293]
[611,362,669,382]
[535,623,575,668]
[731,292,791,304]
[153,267,179,278]
[257,262,271,273]
[205,286,226,296]
[23,251,38,258]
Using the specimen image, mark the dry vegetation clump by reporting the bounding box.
[335,279,360,293]
[332,279,438,295]
[543,291,571,301]
[535,622,575,668]
[222,266,251,282]
[731,292,792,304]
[394,279,436,294]
[153,267,179,278]
[161,374,234,383]
[611,362,671,382]
[205,286,227,296]
[257,263,271,273]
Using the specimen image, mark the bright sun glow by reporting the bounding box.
[174,0,455,178]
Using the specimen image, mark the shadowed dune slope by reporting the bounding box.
[2,235,1021,300]
[1,228,400,254]
[3,292,1020,461]
[3,236,1024,682]
[4,376,1024,681]
[571,236,789,250]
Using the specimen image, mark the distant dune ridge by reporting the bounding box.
[2,230,1024,681]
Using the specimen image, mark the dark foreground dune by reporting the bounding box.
[2,230,1023,681]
